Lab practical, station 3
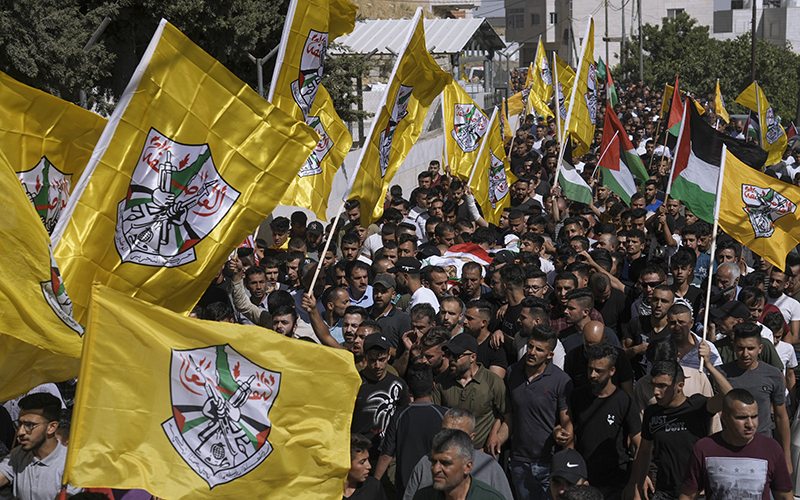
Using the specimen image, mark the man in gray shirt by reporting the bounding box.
[0,393,81,500]
[403,408,513,500]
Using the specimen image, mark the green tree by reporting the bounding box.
[616,12,800,121]
[322,43,372,123]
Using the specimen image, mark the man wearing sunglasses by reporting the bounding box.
[0,393,81,499]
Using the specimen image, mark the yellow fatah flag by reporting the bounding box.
[468,108,518,225]
[554,54,575,140]
[718,148,800,269]
[64,285,360,500]
[528,37,554,119]
[268,0,356,219]
[0,152,82,401]
[715,79,730,124]
[52,20,317,324]
[566,18,596,157]
[442,78,490,180]
[734,81,787,167]
[662,83,704,118]
[507,88,527,117]
[346,7,451,225]
[525,62,535,88]
[500,97,513,143]
[0,71,107,234]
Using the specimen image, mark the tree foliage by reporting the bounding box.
[616,12,800,121]
[322,43,372,123]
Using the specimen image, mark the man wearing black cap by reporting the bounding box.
[372,274,412,350]
[711,300,784,369]
[352,324,410,462]
[393,257,440,313]
[431,334,506,450]
[304,221,324,260]
[547,449,590,500]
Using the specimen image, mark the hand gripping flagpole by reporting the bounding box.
[700,144,729,367]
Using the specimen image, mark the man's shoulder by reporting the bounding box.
[469,476,506,499]
[475,364,505,387]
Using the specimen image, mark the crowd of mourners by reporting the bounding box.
[4,78,800,500]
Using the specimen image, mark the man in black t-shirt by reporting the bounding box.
[569,343,641,497]
[628,356,732,500]
[352,328,411,462]
[463,300,508,378]
[564,321,634,398]
[623,285,674,380]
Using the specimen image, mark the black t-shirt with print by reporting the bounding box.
[642,394,714,496]
[351,371,410,461]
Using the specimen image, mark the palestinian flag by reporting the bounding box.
[669,99,769,223]
[599,104,648,205]
[787,122,797,140]
[606,65,619,108]
[667,75,683,137]
[558,138,593,204]
[743,110,760,140]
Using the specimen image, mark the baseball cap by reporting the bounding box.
[363,334,391,352]
[388,257,421,274]
[492,250,516,265]
[306,221,324,236]
[550,449,588,484]
[373,274,396,290]
[443,333,479,355]
[710,300,750,320]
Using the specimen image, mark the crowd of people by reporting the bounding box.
[3,79,800,500]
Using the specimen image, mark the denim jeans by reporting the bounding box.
[510,460,550,500]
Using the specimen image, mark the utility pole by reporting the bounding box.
[638,0,643,83]
[621,0,626,79]
[750,0,757,82]
[248,46,279,97]
[605,0,610,67]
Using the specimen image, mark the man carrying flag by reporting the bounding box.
[51,20,318,324]
[714,79,729,124]
[442,78,490,180]
[718,148,800,269]
[268,0,357,220]
[735,81,788,167]
[598,98,649,205]
[345,7,450,225]
[0,72,107,234]
[668,98,768,224]
[467,107,518,225]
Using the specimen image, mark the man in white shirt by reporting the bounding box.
[768,267,800,345]
[392,257,440,313]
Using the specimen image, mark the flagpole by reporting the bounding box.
[595,130,619,172]
[755,80,766,153]
[308,198,347,294]
[701,144,729,349]
[665,97,689,198]
[551,51,563,222]
[468,107,499,186]
[442,94,449,172]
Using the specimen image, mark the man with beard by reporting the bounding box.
[463,300,508,378]
[569,343,641,498]
[486,324,573,500]
[511,177,538,212]
[372,274,412,350]
[767,267,800,345]
[563,321,634,398]
[459,262,488,304]
[432,334,506,450]
[0,394,81,500]
[417,327,451,376]
[623,285,674,380]
[439,296,465,338]
[394,258,440,313]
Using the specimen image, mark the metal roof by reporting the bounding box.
[335,18,506,56]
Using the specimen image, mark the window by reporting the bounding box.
[562,28,570,45]
[666,8,684,18]
[531,13,541,25]
[550,12,558,24]
[731,0,744,8]
[507,8,524,29]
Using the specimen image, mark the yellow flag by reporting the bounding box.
[507,88,527,117]
[734,81,787,167]
[715,79,730,124]
[346,7,451,225]
[468,108,518,225]
[52,21,317,324]
[662,83,704,118]
[525,62,535,88]
[718,148,800,269]
[554,54,575,140]
[528,37,554,119]
[442,78,490,180]
[0,72,107,234]
[500,97,513,143]
[267,0,356,219]
[64,285,360,500]
[566,18,596,157]
[0,152,82,401]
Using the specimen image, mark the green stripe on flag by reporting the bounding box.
[670,175,716,223]
[602,167,634,205]
[558,170,593,204]
[624,149,649,181]
[668,122,682,137]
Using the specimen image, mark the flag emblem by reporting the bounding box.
[488,151,509,208]
[162,344,281,488]
[742,184,796,238]
[114,129,239,268]
[452,103,489,153]
[764,107,783,145]
[585,63,597,125]
[41,247,82,334]
[540,58,553,86]
[378,84,413,177]
[291,29,328,118]
[558,83,568,120]
[300,116,332,177]
[18,157,72,235]
[519,87,531,108]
